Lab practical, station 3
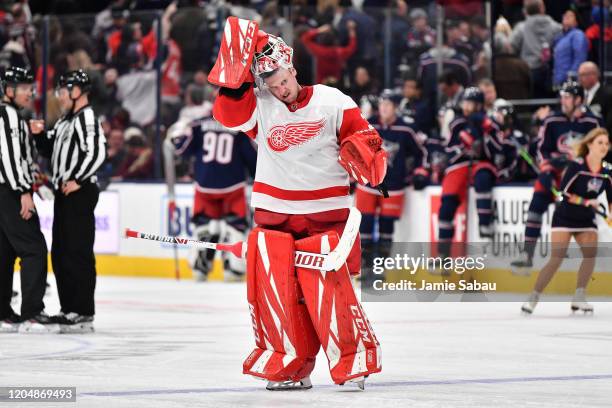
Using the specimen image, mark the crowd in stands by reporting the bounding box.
[1,0,611,183]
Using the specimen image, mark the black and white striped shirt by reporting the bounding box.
[0,102,36,193]
[36,105,106,189]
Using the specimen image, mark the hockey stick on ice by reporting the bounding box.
[125,207,362,271]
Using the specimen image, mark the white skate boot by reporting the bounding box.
[571,288,593,314]
[266,376,312,391]
[521,292,540,314]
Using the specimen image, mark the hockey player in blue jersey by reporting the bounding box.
[167,110,257,281]
[355,89,429,280]
[436,87,502,259]
[511,81,603,274]
[489,99,531,183]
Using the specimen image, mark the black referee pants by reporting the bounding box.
[52,182,99,316]
[0,185,48,319]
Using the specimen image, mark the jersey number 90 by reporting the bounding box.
[203,131,234,164]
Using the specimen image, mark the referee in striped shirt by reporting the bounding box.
[31,70,106,333]
[0,67,53,333]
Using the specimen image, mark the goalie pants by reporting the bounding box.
[253,208,361,275]
[52,182,99,316]
[0,185,47,319]
[243,227,381,384]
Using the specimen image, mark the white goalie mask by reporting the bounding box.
[251,34,294,88]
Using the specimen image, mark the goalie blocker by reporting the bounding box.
[244,227,381,386]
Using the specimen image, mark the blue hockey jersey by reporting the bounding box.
[173,116,257,191]
[537,108,602,163]
[369,116,428,191]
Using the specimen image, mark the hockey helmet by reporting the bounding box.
[58,69,92,93]
[462,87,485,104]
[1,66,34,92]
[559,80,584,100]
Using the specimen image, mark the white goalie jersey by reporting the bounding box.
[213,84,372,214]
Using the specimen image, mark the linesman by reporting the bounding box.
[0,66,55,333]
[31,69,106,333]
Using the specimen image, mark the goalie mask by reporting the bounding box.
[251,34,294,88]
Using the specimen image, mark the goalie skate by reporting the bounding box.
[340,375,367,390]
[266,376,312,391]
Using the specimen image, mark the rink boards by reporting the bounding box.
[23,182,612,294]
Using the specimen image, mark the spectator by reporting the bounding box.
[300,21,357,84]
[109,22,145,74]
[167,83,213,143]
[471,16,492,81]
[510,0,561,97]
[386,0,411,80]
[492,33,531,100]
[495,16,513,40]
[0,25,32,70]
[403,8,435,74]
[112,127,154,181]
[578,61,612,131]
[334,0,379,75]
[66,49,117,117]
[584,4,612,69]
[347,65,378,112]
[438,70,464,110]
[398,77,431,132]
[437,70,464,142]
[227,0,262,24]
[478,78,497,112]
[417,41,471,131]
[102,127,127,179]
[445,19,474,64]
[470,16,490,53]
[170,0,211,73]
[259,1,288,38]
[552,9,588,87]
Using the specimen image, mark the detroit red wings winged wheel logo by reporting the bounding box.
[267,118,326,152]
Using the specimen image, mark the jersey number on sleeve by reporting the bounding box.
[203,132,234,164]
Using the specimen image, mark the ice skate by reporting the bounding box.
[56,313,95,334]
[521,292,540,314]
[266,376,312,391]
[19,312,60,333]
[349,376,366,390]
[0,312,22,333]
[511,253,533,276]
[571,289,593,314]
[339,376,367,390]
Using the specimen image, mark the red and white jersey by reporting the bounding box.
[213,84,371,214]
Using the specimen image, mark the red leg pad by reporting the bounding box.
[295,232,382,384]
[243,227,320,382]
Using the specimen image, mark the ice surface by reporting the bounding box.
[3,276,612,408]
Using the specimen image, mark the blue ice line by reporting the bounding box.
[0,336,93,361]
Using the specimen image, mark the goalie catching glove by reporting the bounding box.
[339,128,388,188]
